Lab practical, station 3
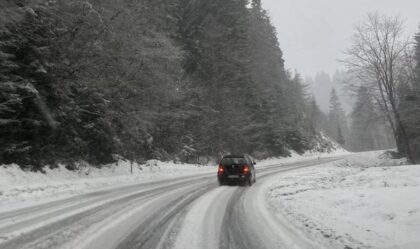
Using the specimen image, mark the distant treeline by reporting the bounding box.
[0,0,332,169]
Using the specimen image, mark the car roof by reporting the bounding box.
[222,154,246,158]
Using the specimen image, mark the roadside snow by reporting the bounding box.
[266,151,420,249]
[0,160,214,212]
[258,148,350,167]
[0,140,348,213]
[0,144,349,207]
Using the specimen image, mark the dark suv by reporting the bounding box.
[217,154,256,186]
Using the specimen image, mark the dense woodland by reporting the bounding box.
[409,30,420,162]
[305,16,420,163]
[306,71,396,153]
[0,0,333,170]
[1,2,419,170]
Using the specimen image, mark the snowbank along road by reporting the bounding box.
[0,157,343,249]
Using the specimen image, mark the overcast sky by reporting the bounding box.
[261,0,420,77]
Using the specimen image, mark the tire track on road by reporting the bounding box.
[115,180,218,249]
[0,177,214,249]
[219,158,343,249]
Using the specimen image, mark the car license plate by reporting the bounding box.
[228,175,239,179]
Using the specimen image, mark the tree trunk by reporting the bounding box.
[394,111,415,163]
[389,93,415,163]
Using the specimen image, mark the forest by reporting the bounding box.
[336,13,420,164]
[0,0,330,170]
[0,1,419,170]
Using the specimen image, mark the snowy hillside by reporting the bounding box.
[307,132,348,154]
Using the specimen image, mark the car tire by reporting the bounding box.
[247,177,252,186]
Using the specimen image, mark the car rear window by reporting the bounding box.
[221,158,247,165]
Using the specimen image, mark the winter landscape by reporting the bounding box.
[1,0,420,249]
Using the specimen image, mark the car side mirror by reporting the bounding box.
[253,161,256,165]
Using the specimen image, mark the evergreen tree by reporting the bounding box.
[91,0,187,161]
[307,97,323,135]
[413,30,420,160]
[348,86,395,151]
[328,88,347,145]
[0,0,336,169]
[349,87,377,151]
[415,30,420,94]
[177,0,254,157]
[245,1,310,155]
[0,3,115,168]
[398,29,420,161]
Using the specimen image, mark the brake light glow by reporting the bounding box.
[243,165,250,174]
[218,165,224,174]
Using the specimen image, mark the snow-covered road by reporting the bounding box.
[0,157,342,249]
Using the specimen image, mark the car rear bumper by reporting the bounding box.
[218,173,250,183]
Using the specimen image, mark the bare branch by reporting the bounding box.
[340,12,415,162]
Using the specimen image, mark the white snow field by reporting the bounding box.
[266,151,420,249]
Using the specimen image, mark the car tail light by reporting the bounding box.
[243,165,250,174]
[218,164,224,174]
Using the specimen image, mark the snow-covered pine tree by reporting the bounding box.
[400,29,420,161]
[348,86,394,151]
[0,2,115,168]
[247,0,290,156]
[328,88,348,146]
[415,30,420,94]
[177,0,254,157]
[1,0,336,169]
